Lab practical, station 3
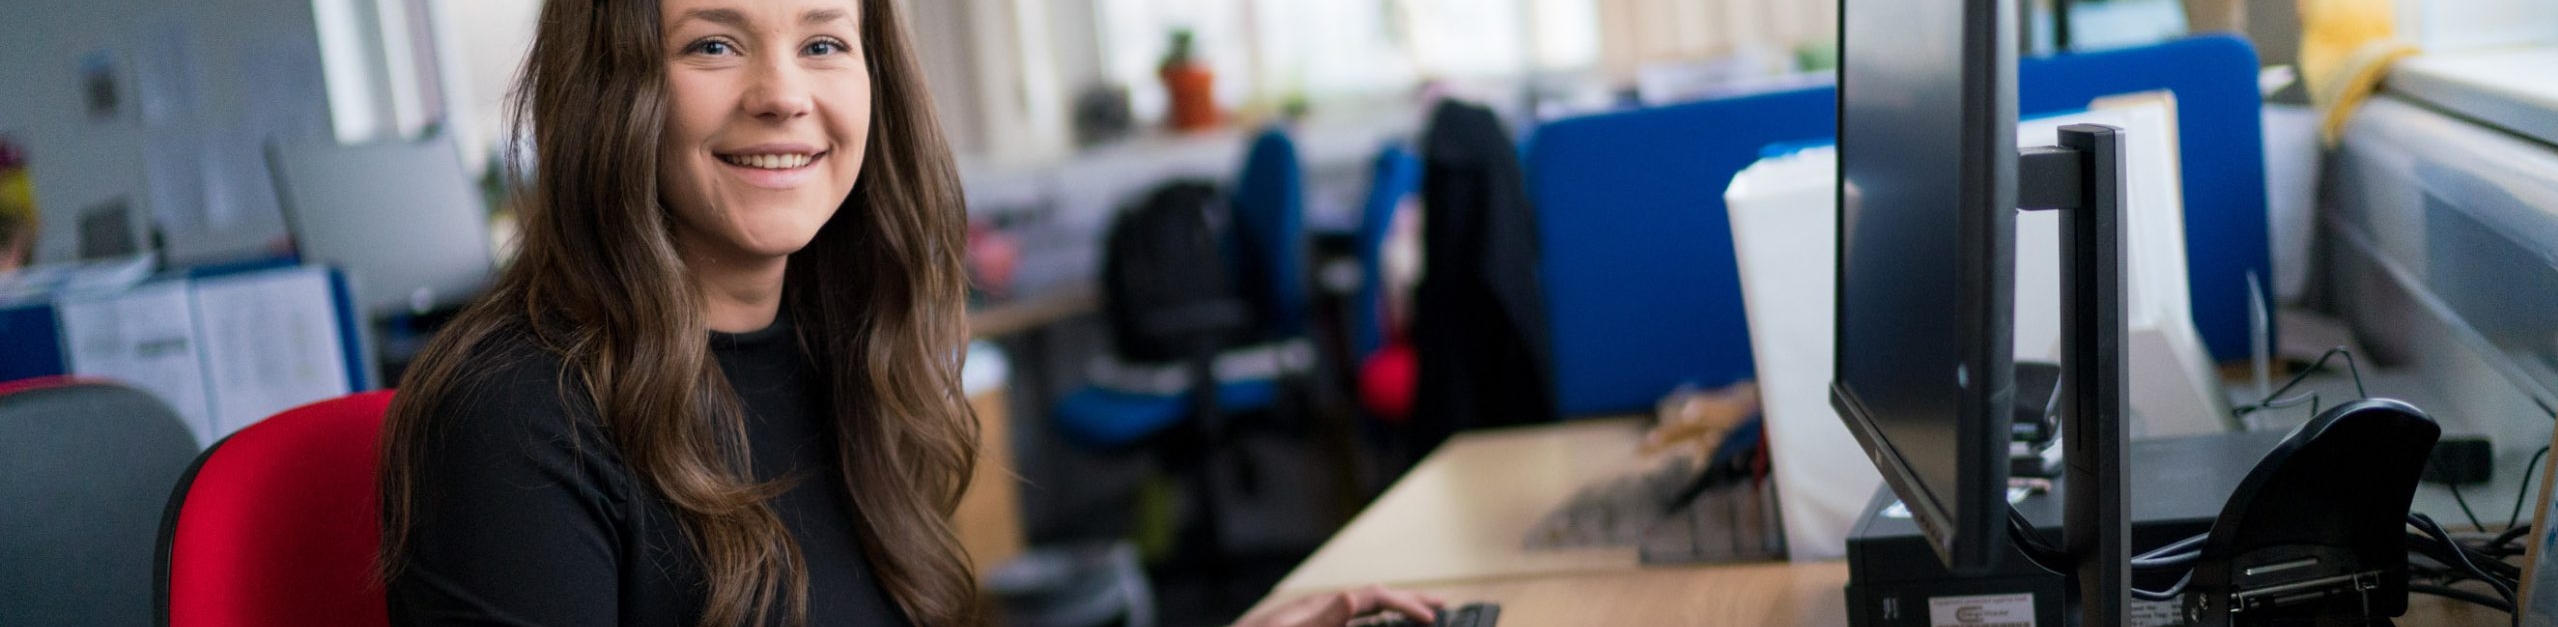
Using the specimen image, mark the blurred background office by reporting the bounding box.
[10,0,2558,626]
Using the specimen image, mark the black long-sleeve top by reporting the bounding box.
[388,316,911,627]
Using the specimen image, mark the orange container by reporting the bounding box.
[1161,64,1220,132]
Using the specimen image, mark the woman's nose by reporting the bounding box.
[741,60,814,122]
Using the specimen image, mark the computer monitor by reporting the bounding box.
[1835,0,2136,622]
[1831,0,2019,573]
[267,135,493,318]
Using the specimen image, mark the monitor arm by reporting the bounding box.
[2018,123,2130,627]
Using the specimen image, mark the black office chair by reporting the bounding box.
[1050,182,1273,590]
[0,378,201,627]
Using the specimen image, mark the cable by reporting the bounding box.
[2233,346,2366,420]
[2130,551,2200,570]
[2492,524,2533,551]
[2410,513,2517,607]
[2338,348,2367,398]
[2131,571,2191,602]
[2409,531,2522,581]
[2513,446,2551,531]
[2411,524,2523,581]
[2141,532,2207,558]
[2129,532,2207,571]
[2008,506,2209,573]
[2409,583,2514,614]
[2006,507,2073,575]
[2450,480,2493,534]
[2007,505,2203,603]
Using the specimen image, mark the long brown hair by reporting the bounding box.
[376,0,981,624]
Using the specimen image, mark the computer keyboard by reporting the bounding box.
[1361,602,1500,627]
[1523,456,1701,548]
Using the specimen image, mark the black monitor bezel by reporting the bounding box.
[1831,0,2021,573]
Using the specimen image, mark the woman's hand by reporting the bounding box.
[1234,585,1448,627]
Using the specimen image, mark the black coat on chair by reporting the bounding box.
[1412,100,1561,445]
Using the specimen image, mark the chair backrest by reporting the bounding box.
[1355,144,1424,359]
[1228,127,1308,338]
[160,390,396,627]
[1101,182,1252,364]
[0,379,200,627]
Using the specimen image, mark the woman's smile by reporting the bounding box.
[713,143,831,190]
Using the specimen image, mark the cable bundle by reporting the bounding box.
[2404,513,2524,623]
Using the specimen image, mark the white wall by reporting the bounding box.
[436,0,542,175]
[907,0,993,157]
[0,0,336,265]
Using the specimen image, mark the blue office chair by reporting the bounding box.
[1052,127,1317,450]
[1228,127,1311,340]
[1053,182,1284,451]
[1350,143,1432,427]
[1049,178,1308,590]
[1353,144,1423,363]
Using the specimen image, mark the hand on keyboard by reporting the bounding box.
[1232,585,1450,627]
[1355,603,1501,627]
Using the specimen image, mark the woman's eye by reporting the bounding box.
[805,40,845,56]
[689,40,736,56]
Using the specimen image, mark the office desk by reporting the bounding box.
[1255,418,1846,625]
[1272,419,1659,593]
[1256,420,2506,626]
[955,381,1024,578]
[967,281,1099,339]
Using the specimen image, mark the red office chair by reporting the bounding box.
[158,390,395,627]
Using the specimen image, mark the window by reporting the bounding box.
[1096,0,1258,121]
[1096,0,1603,119]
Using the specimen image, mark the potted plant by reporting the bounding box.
[1159,29,1220,132]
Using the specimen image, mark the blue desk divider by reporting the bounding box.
[1527,34,2270,417]
[1528,87,1837,417]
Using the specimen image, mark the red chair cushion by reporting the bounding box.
[0,375,98,398]
[1357,340,1417,423]
[163,390,395,627]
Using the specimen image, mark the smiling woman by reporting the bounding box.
[373,0,980,625]
[658,0,872,296]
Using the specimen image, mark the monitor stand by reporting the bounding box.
[2017,124,2130,627]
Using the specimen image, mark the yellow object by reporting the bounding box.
[0,170,32,225]
[2298,0,2420,146]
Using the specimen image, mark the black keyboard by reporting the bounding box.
[1365,602,1499,627]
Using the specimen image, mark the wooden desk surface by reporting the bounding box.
[1256,567,2493,627]
[967,281,1098,338]
[1259,420,2508,627]
[1260,561,1853,627]
[1271,418,1661,595]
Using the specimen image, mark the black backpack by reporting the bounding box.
[1101,181,1252,364]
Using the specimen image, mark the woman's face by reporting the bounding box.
[657,0,870,262]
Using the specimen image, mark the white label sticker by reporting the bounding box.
[1930,593,2036,627]
[2127,599,2184,627]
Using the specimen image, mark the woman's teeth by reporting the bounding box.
[721,153,815,169]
